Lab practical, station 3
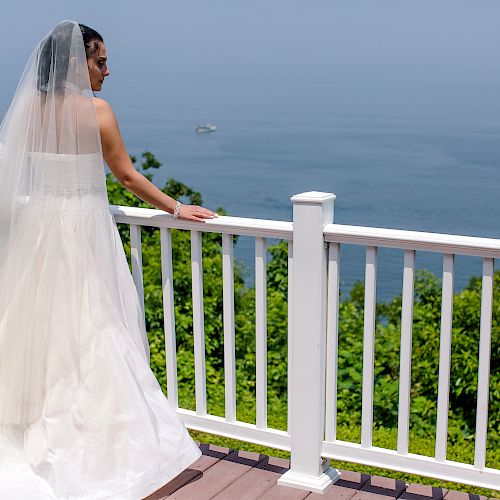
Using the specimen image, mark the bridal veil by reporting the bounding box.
[0,20,151,427]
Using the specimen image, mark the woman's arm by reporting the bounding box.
[94,97,217,222]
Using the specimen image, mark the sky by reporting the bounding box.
[1,1,500,118]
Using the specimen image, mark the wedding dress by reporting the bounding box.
[0,20,202,499]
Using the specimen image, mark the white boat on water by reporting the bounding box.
[195,123,216,133]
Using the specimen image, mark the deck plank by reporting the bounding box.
[143,467,202,499]
[168,448,264,499]
[142,442,230,499]
[307,484,359,499]
[359,475,408,498]
[212,467,282,499]
[351,492,400,500]
[336,469,372,490]
[400,483,448,500]
[444,491,488,500]
[257,483,312,500]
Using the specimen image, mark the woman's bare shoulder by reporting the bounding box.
[93,96,113,115]
[92,97,118,132]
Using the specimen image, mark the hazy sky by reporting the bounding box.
[1,1,500,118]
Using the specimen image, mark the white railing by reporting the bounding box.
[110,191,499,494]
[321,223,497,491]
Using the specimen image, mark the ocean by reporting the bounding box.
[111,76,500,301]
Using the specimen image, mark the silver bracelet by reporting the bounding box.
[173,200,182,219]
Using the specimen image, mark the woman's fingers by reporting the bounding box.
[178,204,218,222]
[197,207,218,218]
[187,210,211,221]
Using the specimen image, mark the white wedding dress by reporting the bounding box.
[0,151,202,499]
[0,20,202,499]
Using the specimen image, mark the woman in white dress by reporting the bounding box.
[0,20,216,499]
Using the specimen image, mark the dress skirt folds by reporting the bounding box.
[0,152,202,499]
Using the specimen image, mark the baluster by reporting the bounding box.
[222,233,236,422]
[287,240,293,435]
[435,253,454,461]
[361,245,377,448]
[130,224,144,316]
[191,230,207,415]
[474,257,494,469]
[160,228,178,408]
[325,242,340,442]
[397,249,416,455]
[255,237,268,429]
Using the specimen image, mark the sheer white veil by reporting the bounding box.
[0,21,150,429]
[0,19,102,252]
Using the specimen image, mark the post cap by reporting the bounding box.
[290,191,336,204]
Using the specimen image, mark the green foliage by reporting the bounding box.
[373,269,499,446]
[106,151,499,488]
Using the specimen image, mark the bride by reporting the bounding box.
[0,20,216,499]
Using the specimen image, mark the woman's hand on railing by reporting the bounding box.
[179,204,218,222]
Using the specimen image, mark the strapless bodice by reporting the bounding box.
[28,152,107,196]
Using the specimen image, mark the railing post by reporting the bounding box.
[278,191,340,494]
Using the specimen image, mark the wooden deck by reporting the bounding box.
[144,442,499,500]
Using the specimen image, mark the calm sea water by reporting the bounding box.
[111,77,500,301]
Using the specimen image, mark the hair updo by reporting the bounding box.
[36,22,104,92]
[78,24,104,59]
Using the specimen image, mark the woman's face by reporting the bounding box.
[86,40,109,92]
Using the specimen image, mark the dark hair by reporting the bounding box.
[36,22,104,92]
[78,24,104,59]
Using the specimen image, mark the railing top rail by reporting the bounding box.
[111,205,500,257]
[110,205,293,240]
[324,223,500,258]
